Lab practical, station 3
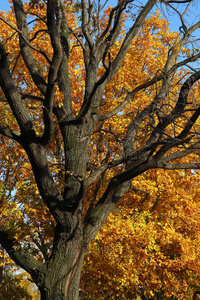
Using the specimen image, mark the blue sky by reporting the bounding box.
[0,1,199,36]
[1,1,11,12]
[0,1,198,20]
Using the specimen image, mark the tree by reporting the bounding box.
[0,0,200,299]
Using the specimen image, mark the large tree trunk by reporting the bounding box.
[38,228,86,300]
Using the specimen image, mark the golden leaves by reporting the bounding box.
[81,167,200,299]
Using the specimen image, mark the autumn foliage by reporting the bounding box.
[1,0,200,299]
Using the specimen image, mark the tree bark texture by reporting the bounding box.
[38,230,86,300]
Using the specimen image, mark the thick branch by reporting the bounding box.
[81,0,94,49]
[0,44,34,135]
[21,94,45,102]
[0,229,46,282]
[156,162,200,169]
[12,0,47,95]
[0,126,20,142]
[158,141,200,163]
[57,0,72,117]
[40,0,63,147]
[149,70,200,143]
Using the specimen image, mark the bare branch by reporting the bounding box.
[166,1,190,35]
[166,0,193,3]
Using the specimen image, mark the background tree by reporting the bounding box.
[0,247,36,300]
[1,0,200,299]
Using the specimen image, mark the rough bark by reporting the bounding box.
[38,228,86,300]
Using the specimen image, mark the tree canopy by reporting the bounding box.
[1,0,200,299]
